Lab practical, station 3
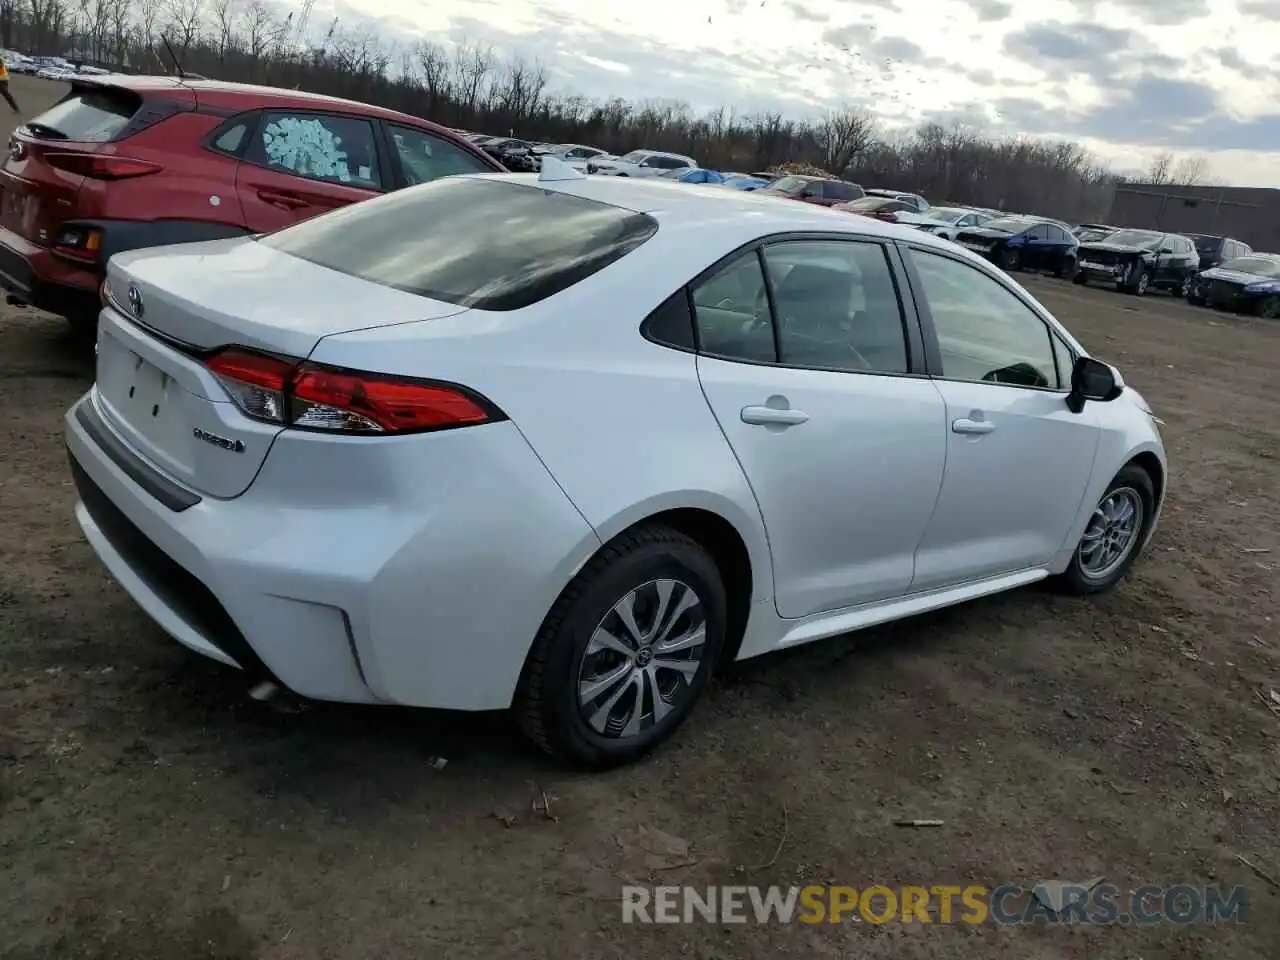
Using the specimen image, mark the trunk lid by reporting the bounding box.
[0,82,160,245]
[97,239,468,498]
[107,237,468,356]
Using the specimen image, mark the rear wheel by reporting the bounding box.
[1054,256,1075,279]
[1055,465,1155,595]
[516,524,727,768]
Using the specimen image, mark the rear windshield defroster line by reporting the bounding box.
[260,178,660,312]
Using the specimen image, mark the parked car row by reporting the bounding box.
[2,50,110,80]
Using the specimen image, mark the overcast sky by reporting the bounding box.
[321,0,1280,186]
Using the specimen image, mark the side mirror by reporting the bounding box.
[1067,356,1123,413]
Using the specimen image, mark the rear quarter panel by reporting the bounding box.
[306,232,777,614]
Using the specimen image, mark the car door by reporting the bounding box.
[693,237,948,618]
[903,244,1101,590]
[236,110,386,232]
[1019,224,1052,270]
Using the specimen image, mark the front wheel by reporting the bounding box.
[999,246,1021,271]
[1073,272,1088,286]
[1054,465,1155,595]
[1258,296,1280,320]
[1054,257,1075,279]
[516,524,727,768]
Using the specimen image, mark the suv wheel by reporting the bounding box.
[516,524,727,768]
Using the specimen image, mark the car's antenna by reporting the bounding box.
[160,35,186,80]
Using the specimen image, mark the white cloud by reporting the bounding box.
[318,0,1280,185]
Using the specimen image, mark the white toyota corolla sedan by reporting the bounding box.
[65,159,1166,768]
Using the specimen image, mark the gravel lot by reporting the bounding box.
[1,78,1278,959]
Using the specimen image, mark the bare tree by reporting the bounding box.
[452,41,494,120]
[210,0,238,64]
[1171,154,1211,186]
[1146,151,1174,185]
[812,107,877,174]
[164,0,203,55]
[240,0,276,69]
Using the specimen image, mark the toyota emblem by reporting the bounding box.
[127,283,144,319]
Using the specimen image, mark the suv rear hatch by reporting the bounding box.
[1,81,186,249]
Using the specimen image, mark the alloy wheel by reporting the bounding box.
[1078,487,1144,580]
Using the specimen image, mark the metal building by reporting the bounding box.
[1107,184,1280,252]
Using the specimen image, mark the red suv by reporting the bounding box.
[756,175,865,207]
[0,75,504,329]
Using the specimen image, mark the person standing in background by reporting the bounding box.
[0,55,19,112]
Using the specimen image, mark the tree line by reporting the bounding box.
[0,0,1216,223]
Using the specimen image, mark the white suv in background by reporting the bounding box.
[588,150,696,178]
[533,144,611,172]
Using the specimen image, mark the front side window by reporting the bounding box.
[909,248,1059,389]
[762,240,909,375]
[388,123,493,186]
[248,112,382,189]
[261,177,657,311]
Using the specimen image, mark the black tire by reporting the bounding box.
[516,523,727,769]
[1258,296,1280,320]
[999,246,1020,271]
[1054,257,1075,279]
[1187,290,1206,306]
[1073,272,1088,286]
[1179,274,1193,298]
[1054,464,1156,596]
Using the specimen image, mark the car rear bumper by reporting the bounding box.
[0,225,101,320]
[65,389,600,711]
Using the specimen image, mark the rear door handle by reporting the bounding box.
[257,189,308,210]
[741,405,809,426]
[952,418,995,435]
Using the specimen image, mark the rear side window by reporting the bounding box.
[247,112,382,189]
[388,123,494,186]
[260,177,658,311]
[26,86,141,142]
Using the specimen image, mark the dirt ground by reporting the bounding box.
[2,78,1279,959]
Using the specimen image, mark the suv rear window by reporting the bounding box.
[25,86,141,142]
[260,177,659,312]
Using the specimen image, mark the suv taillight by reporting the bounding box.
[44,152,161,180]
[204,347,501,435]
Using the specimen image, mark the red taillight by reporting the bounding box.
[204,347,498,435]
[44,152,161,180]
[206,348,293,424]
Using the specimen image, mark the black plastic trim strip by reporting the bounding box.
[74,398,202,512]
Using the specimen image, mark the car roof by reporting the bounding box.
[463,172,970,252]
[75,74,449,129]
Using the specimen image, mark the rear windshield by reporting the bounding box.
[982,217,1034,233]
[1190,235,1223,253]
[260,177,659,312]
[765,176,812,195]
[843,197,897,212]
[1106,230,1162,250]
[1221,256,1280,277]
[26,86,141,142]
